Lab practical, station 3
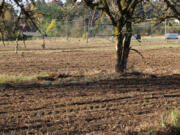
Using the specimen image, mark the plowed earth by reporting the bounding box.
[0,40,180,134]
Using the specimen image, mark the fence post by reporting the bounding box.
[66,18,69,40]
[85,18,89,44]
[15,37,19,54]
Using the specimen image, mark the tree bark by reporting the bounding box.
[115,22,132,73]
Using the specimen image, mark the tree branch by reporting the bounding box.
[164,0,180,20]
[83,0,117,26]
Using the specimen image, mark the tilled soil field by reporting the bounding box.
[0,41,180,134]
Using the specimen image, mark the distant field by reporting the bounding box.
[0,37,180,53]
[0,37,179,75]
[0,38,180,134]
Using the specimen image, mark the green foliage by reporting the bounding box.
[70,21,84,37]
[39,19,50,34]
[147,109,180,135]
[0,73,49,84]
[46,19,57,36]
[35,1,91,37]
[46,19,63,36]
[162,108,180,127]
[37,3,64,21]
[65,0,74,6]
[36,2,64,35]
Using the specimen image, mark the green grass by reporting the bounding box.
[133,44,180,50]
[0,44,179,55]
[162,108,180,128]
[0,38,180,55]
[0,72,49,84]
[146,108,180,135]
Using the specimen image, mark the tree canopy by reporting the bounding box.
[0,0,179,36]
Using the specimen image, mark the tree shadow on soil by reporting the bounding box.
[0,72,180,135]
[2,72,180,92]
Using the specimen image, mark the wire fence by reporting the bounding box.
[1,18,180,54]
[37,18,180,43]
[41,18,114,43]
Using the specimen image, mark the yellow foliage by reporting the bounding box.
[121,0,127,10]
[46,19,56,34]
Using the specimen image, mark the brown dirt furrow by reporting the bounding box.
[0,43,180,134]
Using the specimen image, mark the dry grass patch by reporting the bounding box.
[0,72,49,84]
[144,109,180,135]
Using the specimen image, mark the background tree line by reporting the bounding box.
[1,0,180,40]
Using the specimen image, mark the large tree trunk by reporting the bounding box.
[115,22,132,73]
